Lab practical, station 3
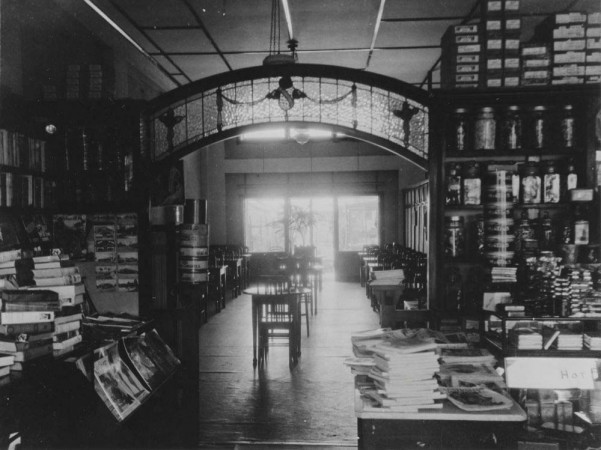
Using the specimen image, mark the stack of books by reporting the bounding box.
[52,307,84,357]
[584,331,601,350]
[509,326,543,350]
[438,347,496,366]
[556,331,583,350]
[365,335,445,411]
[0,352,15,386]
[0,289,58,372]
[491,266,517,283]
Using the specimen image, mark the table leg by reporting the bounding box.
[252,298,258,366]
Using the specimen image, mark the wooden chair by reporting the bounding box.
[278,257,311,337]
[256,291,300,368]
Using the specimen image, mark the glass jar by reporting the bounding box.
[574,220,590,245]
[560,104,575,149]
[450,108,470,152]
[530,105,547,150]
[444,216,464,258]
[445,163,462,206]
[515,212,535,255]
[521,161,541,204]
[501,105,522,151]
[538,212,555,251]
[473,107,496,151]
[542,160,560,204]
[463,162,482,205]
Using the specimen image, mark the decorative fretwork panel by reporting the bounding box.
[149,65,429,165]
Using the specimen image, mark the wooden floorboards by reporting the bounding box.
[196,279,379,448]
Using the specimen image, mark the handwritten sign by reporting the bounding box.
[505,357,599,390]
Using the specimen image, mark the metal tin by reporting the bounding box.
[574,220,590,245]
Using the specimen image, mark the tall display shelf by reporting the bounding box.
[26,99,151,316]
[429,84,600,315]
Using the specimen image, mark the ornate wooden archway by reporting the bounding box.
[147,64,431,169]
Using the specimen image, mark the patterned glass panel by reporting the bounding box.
[149,71,429,162]
[172,104,187,148]
[203,89,219,136]
[153,117,168,158]
[187,97,204,140]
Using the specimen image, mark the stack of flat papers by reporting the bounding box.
[438,347,496,365]
[557,332,583,350]
[369,269,404,286]
[365,339,445,411]
[510,328,543,350]
[584,332,601,350]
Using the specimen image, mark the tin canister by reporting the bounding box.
[179,223,209,248]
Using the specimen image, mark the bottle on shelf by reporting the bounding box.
[462,161,482,205]
[473,107,496,151]
[500,105,522,151]
[444,215,464,258]
[449,107,470,152]
[538,211,555,252]
[559,104,575,149]
[520,161,541,204]
[445,163,462,206]
[542,160,560,204]
[529,105,547,150]
[563,160,578,201]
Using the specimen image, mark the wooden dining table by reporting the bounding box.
[243,286,311,367]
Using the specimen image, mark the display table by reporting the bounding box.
[355,389,527,449]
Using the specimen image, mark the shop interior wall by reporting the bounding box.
[183,138,426,248]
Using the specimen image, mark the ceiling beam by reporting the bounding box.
[364,0,387,70]
[181,0,233,71]
[147,44,440,57]
[108,0,191,85]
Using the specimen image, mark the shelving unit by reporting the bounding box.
[429,84,600,314]
[482,313,601,358]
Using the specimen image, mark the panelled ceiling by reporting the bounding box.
[62,0,599,90]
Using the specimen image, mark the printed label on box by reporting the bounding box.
[486,20,502,31]
[487,39,503,50]
[504,58,520,69]
[554,25,586,39]
[456,34,479,44]
[456,64,481,73]
[522,45,548,56]
[457,44,481,53]
[457,54,480,64]
[524,58,550,67]
[554,39,586,51]
[487,58,503,70]
[554,51,586,64]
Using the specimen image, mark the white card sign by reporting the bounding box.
[505,357,599,390]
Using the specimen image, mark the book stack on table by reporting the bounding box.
[0,288,59,377]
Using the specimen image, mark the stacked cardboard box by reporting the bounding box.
[533,12,587,85]
[441,24,482,89]
[520,43,551,86]
[481,0,521,88]
[586,12,601,84]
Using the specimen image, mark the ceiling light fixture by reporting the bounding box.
[263,0,297,65]
[239,126,339,144]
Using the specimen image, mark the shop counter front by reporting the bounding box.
[355,389,527,449]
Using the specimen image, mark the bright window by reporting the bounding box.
[244,198,285,252]
[338,196,379,251]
